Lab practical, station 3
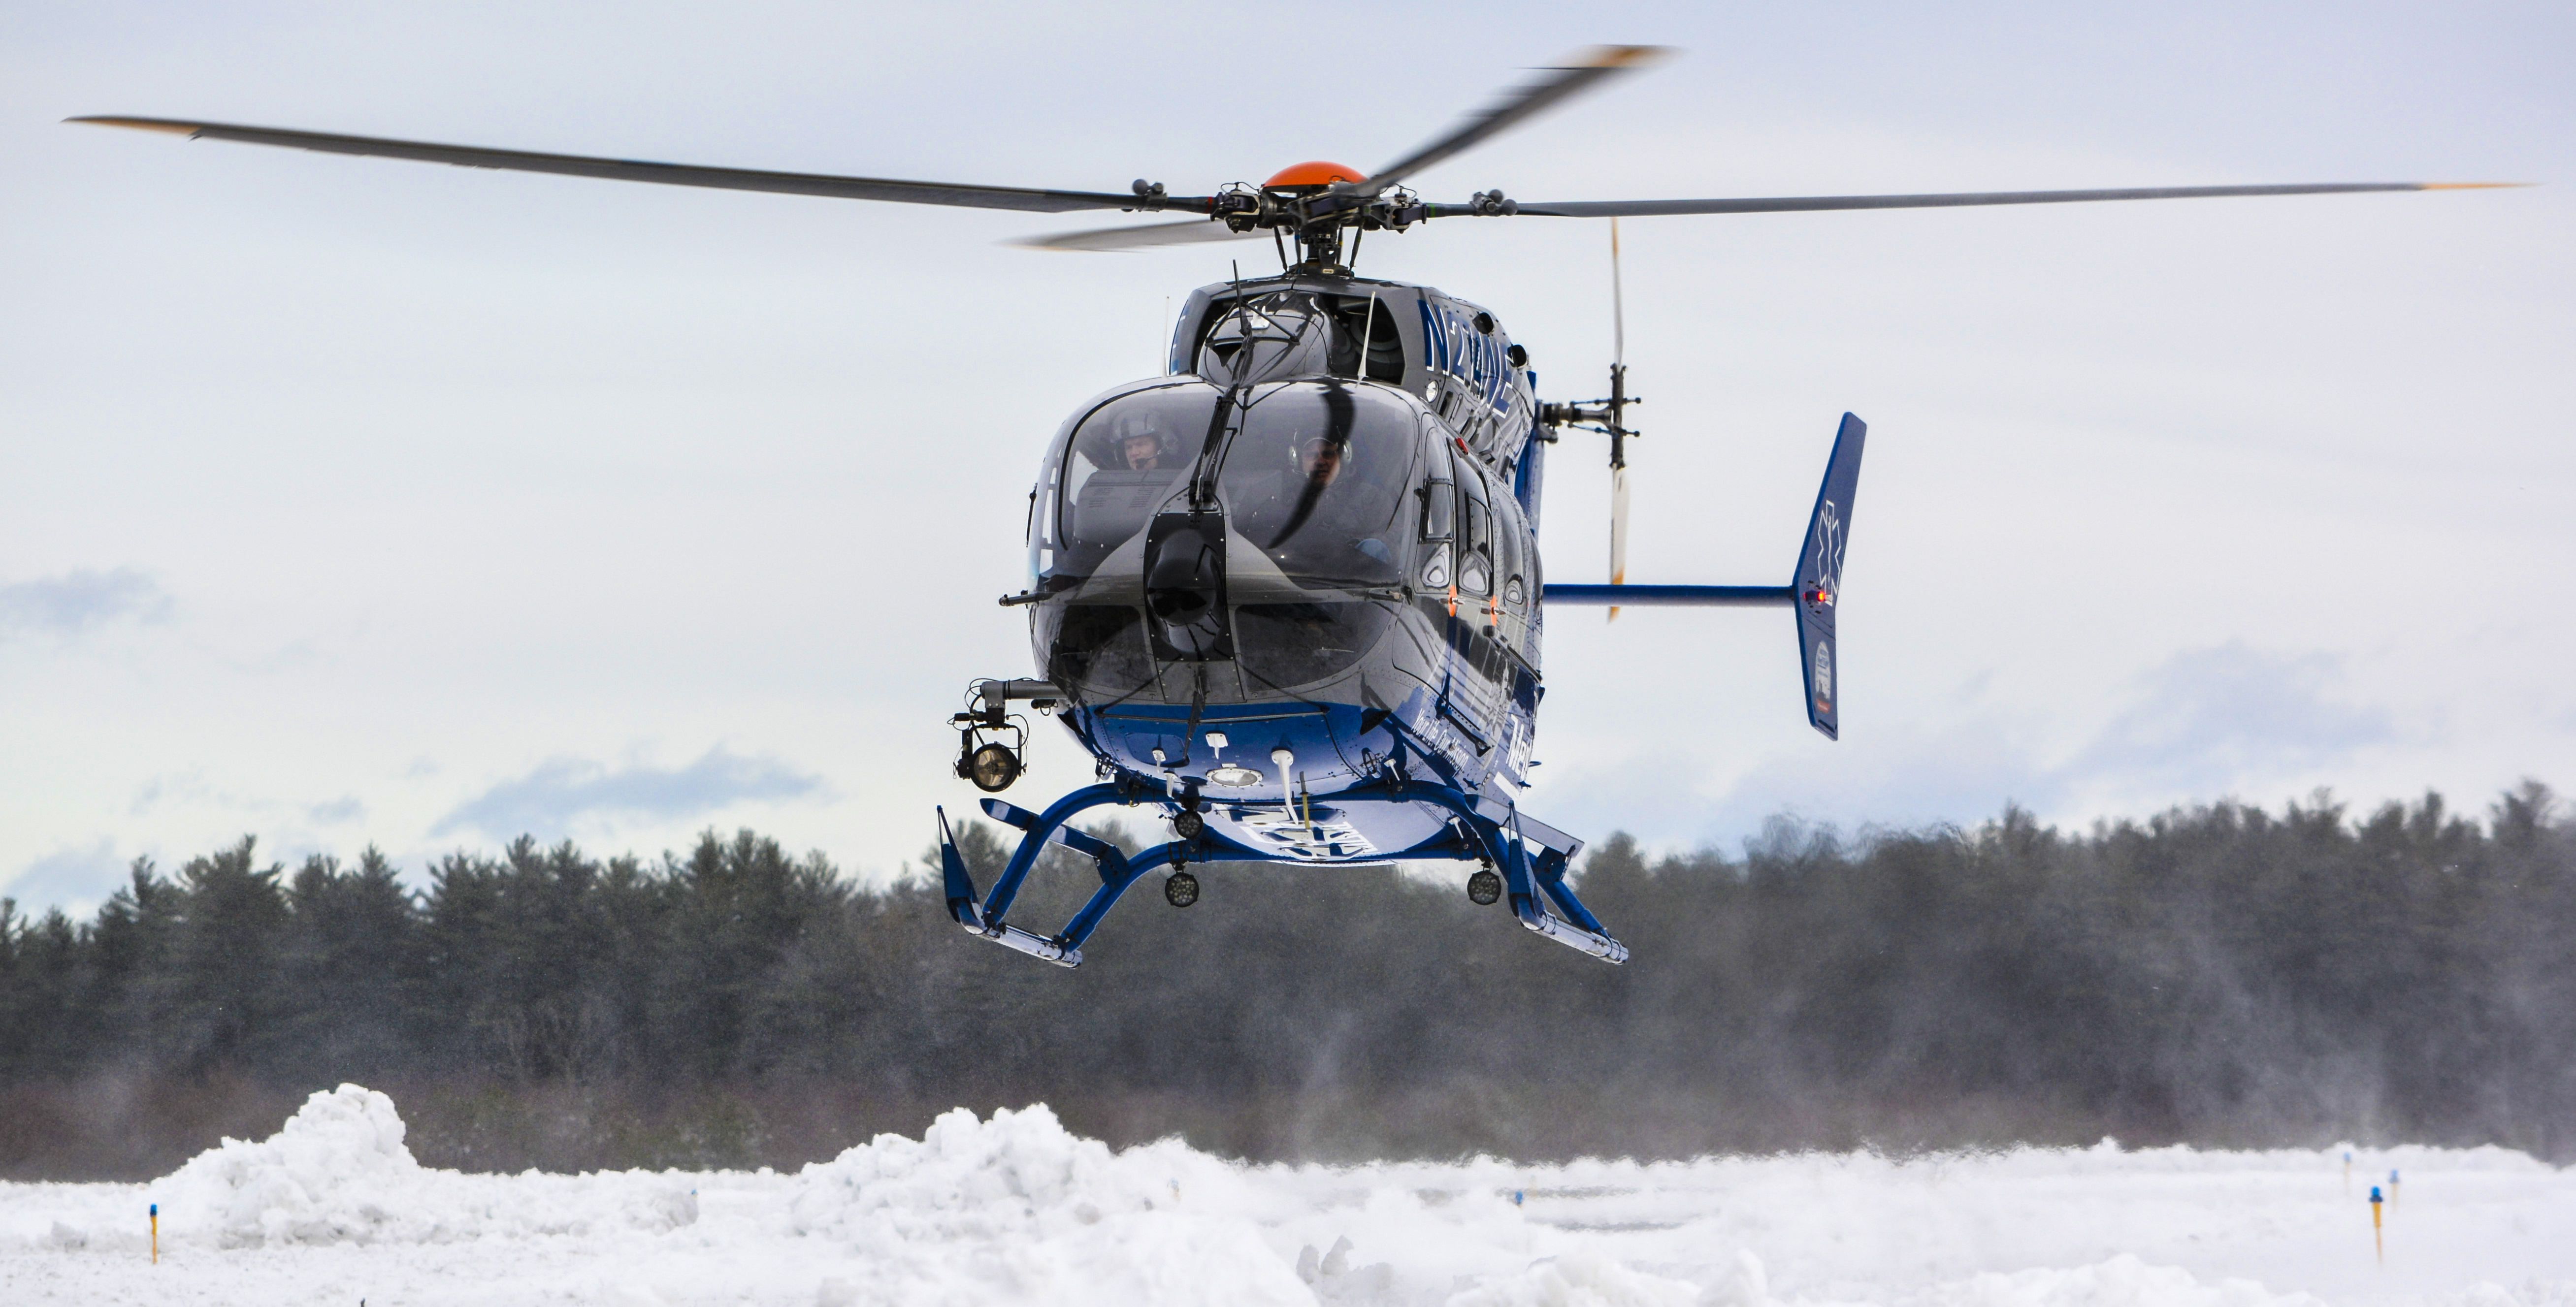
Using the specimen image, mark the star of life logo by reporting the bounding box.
[1804,500,1844,613]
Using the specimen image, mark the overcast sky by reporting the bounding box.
[5,1,2570,913]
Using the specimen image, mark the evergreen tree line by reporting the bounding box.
[3,784,2573,1175]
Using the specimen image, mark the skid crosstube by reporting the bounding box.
[936,777,1627,968]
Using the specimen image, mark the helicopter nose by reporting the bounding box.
[1143,512,1229,658]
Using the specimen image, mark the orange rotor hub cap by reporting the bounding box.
[1264,160,1368,188]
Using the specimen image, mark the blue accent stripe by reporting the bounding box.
[1541,584,1793,606]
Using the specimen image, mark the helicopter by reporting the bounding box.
[73,46,2511,968]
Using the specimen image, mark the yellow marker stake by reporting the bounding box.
[2369,1185,2384,1264]
[149,1202,158,1264]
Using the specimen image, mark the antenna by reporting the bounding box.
[1358,288,1380,382]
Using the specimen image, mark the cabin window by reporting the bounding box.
[1458,467,1493,597]
[1420,456,1455,541]
[1496,496,1526,612]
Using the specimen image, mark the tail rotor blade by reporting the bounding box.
[1608,466,1630,623]
[1610,217,1626,368]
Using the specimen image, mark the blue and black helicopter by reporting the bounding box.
[77,46,2506,967]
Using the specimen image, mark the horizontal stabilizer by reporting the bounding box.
[1543,584,1791,606]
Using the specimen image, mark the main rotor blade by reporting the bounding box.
[69,116,1208,215]
[1014,219,1259,252]
[1354,45,1669,197]
[1435,181,2524,220]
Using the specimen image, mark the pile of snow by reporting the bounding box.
[783,1104,1310,1304]
[9,1084,696,1254]
[159,1083,422,1247]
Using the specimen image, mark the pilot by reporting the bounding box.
[1244,433,1349,516]
[1296,434,1345,487]
[1243,432,1396,576]
[1122,431,1165,470]
[1108,410,1170,471]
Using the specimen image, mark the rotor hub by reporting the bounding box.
[1263,160,1367,189]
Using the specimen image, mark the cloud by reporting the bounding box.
[307,796,366,825]
[0,569,171,640]
[1653,643,2400,853]
[430,747,823,839]
[2058,643,2396,792]
[6,841,130,916]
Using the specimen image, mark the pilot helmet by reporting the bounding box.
[1296,431,1355,476]
[1107,406,1171,463]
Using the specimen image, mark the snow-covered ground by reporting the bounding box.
[2,1085,2568,1307]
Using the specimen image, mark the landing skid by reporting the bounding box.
[936,778,1629,968]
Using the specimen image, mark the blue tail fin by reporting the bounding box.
[1793,414,1866,739]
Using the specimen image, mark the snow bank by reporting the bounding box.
[160,1083,421,1247]
[782,1103,1310,1305]
[1445,1245,1705,1307]
[2,1087,2571,1306]
[1912,1255,2325,1307]
[8,1084,696,1253]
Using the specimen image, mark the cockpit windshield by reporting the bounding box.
[1217,384,1416,586]
[1051,384,1216,579]
[1043,381,1419,590]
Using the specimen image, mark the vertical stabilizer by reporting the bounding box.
[1793,414,1866,739]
